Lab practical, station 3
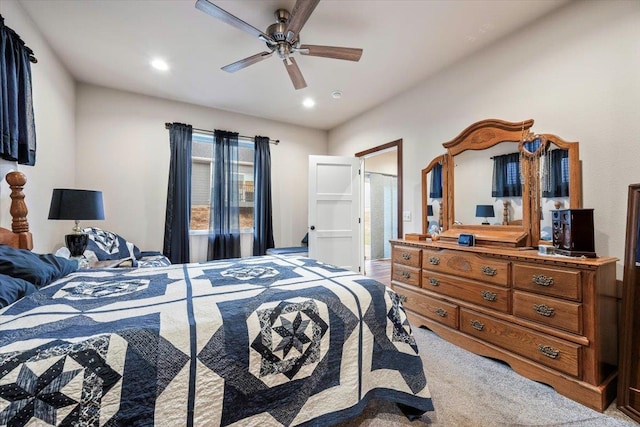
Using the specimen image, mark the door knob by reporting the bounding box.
[310,225,316,230]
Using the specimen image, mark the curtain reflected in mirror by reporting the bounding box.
[540,147,570,241]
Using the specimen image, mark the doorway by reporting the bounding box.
[356,140,402,277]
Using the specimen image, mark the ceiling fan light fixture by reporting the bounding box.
[303,98,316,108]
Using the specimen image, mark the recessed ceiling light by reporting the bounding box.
[151,58,169,71]
[303,98,315,108]
[331,90,342,99]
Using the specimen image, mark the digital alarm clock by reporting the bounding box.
[457,233,475,246]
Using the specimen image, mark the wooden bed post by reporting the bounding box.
[4,171,33,250]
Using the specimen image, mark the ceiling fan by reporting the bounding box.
[195,0,363,90]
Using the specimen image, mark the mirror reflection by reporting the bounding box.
[539,144,571,241]
[453,142,523,226]
[421,156,445,235]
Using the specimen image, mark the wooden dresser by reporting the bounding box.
[618,184,640,422]
[391,239,618,412]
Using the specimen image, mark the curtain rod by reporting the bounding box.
[165,123,279,145]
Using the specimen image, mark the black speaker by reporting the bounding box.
[551,208,596,257]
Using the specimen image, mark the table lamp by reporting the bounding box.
[48,189,105,257]
[476,204,495,225]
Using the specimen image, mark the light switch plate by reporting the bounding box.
[403,211,411,221]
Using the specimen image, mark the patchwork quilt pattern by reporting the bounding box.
[0,255,433,426]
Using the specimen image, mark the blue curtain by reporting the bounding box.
[208,130,241,260]
[253,136,274,255]
[542,149,569,198]
[429,162,443,198]
[163,123,192,264]
[492,152,522,197]
[0,15,37,165]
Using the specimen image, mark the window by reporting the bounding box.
[190,133,254,232]
[492,152,522,197]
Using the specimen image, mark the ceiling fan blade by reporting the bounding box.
[195,0,273,43]
[285,0,320,42]
[222,51,273,73]
[299,45,363,62]
[283,57,307,90]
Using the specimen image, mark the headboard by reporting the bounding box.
[0,171,33,250]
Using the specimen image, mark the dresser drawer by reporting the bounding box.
[423,249,509,286]
[392,246,422,268]
[460,308,581,377]
[422,271,510,313]
[392,263,421,287]
[399,286,459,329]
[513,264,581,301]
[513,291,582,334]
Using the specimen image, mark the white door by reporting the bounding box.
[308,155,362,272]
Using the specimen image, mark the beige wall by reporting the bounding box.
[328,0,640,278]
[75,84,326,253]
[0,0,76,253]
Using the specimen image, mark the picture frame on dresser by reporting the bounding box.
[618,183,640,423]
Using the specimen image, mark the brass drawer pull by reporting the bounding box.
[428,256,440,265]
[481,290,497,302]
[401,252,411,260]
[398,294,407,303]
[533,303,555,317]
[537,344,560,359]
[401,271,411,279]
[435,308,447,317]
[532,274,554,287]
[470,320,485,331]
[429,277,440,286]
[481,266,497,276]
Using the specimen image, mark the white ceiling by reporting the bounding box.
[19,0,569,130]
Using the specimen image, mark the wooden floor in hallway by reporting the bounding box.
[364,258,391,287]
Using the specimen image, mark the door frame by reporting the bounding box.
[355,139,403,239]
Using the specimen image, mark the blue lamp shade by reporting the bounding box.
[427,204,434,217]
[476,204,495,225]
[48,189,105,256]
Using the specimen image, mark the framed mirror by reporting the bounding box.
[421,155,447,235]
[421,119,583,248]
[533,133,582,245]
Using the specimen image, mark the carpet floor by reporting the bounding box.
[336,327,638,426]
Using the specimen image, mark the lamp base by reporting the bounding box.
[65,233,89,257]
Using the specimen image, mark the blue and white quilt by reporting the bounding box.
[0,255,433,426]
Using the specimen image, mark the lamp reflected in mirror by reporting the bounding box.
[476,204,495,225]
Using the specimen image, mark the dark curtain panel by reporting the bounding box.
[542,149,569,198]
[0,16,36,165]
[163,123,192,264]
[208,130,241,260]
[429,162,443,198]
[492,152,522,197]
[253,136,275,255]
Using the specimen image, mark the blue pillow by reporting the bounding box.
[0,273,36,308]
[0,245,79,288]
[83,227,141,260]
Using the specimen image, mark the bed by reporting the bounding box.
[0,171,433,426]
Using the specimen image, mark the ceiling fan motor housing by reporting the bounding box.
[267,21,289,43]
